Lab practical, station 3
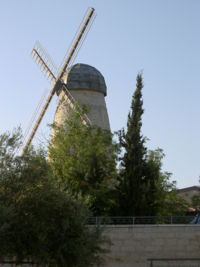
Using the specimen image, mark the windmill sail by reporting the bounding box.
[21,7,95,156]
[32,45,56,82]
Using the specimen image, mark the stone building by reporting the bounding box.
[53,63,110,130]
[177,186,200,204]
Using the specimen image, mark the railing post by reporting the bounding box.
[170,215,173,224]
[132,217,135,225]
[96,216,98,226]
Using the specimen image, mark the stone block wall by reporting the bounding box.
[1,225,200,267]
[52,89,110,139]
[103,225,200,267]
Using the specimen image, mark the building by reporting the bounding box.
[53,63,110,131]
[177,186,200,204]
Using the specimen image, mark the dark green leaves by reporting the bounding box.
[49,110,118,216]
[0,128,106,267]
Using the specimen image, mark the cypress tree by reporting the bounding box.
[117,73,186,217]
[119,73,147,216]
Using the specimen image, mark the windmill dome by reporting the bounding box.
[65,63,107,96]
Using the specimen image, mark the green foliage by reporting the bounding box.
[117,73,187,216]
[145,149,188,216]
[118,73,147,215]
[49,110,118,216]
[191,194,200,208]
[0,128,106,267]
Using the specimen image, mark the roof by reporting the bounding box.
[177,186,200,193]
[65,63,107,96]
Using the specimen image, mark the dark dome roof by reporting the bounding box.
[65,63,107,96]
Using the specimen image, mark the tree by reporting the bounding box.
[49,110,118,216]
[145,149,188,216]
[192,195,200,208]
[0,128,107,267]
[117,73,187,216]
[118,73,147,216]
[143,149,161,215]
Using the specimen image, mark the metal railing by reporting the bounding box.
[87,216,195,225]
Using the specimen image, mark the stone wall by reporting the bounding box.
[1,225,200,267]
[103,225,200,267]
[52,89,110,135]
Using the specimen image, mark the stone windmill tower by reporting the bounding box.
[54,63,110,130]
[21,8,110,156]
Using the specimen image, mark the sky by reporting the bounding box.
[0,0,200,188]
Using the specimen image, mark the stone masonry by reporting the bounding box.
[1,225,200,267]
[103,225,200,267]
[52,63,110,133]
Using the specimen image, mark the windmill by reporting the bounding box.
[21,8,96,156]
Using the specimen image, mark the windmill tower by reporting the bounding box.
[54,63,110,131]
[22,8,110,156]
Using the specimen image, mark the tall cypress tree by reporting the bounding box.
[116,73,185,217]
[119,73,147,216]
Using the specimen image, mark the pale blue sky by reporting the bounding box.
[0,0,200,188]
